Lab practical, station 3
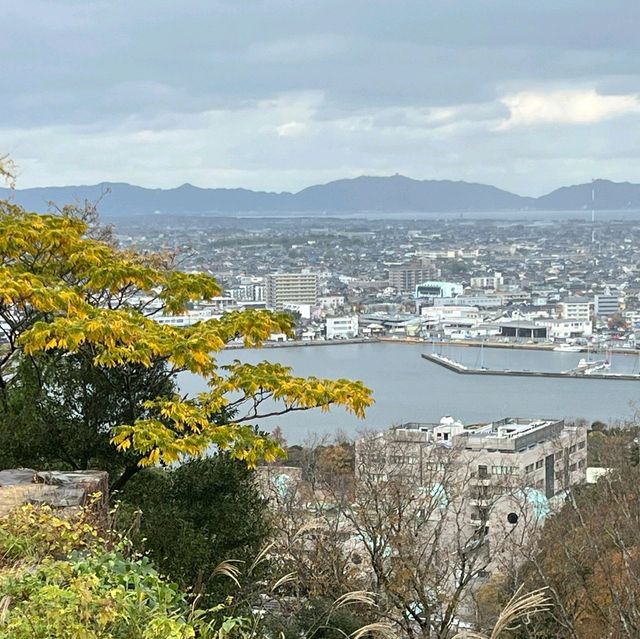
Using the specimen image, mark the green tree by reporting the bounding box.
[0,351,175,488]
[119,455,271,606]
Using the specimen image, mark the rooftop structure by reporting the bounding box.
[358,416,587,499]
[415,280,464,300]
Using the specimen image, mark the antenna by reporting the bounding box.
[591,179,595,243]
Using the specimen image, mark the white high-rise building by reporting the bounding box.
[266,273,318,311]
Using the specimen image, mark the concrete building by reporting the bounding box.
[415,280,464,302]
[357,416,587,499]
[558,296,592,322]
[228,282,265,302]
[153,300,236,327]
[538,318,593,339]
[283,302,312,320]
[356,416,587,580]
[388,259,438,293]
[266,273,318,311]
[470,272,504,290]
[438,294,503,309]
[594,293,621,318]
[325,315,359,340]
[318,295,346,310]
[420,305,480,328]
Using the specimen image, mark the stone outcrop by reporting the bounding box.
[0,469,109,517]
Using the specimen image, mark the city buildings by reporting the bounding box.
[266,273,319,311]
[113,211,640,350]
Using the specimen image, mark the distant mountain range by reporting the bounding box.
[2,175,640,216]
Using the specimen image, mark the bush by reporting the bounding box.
[118,455,271,606]
[0,504,241,639]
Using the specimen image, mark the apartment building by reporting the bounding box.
[470,272,504,290]
[388,259,438,293]
[355,416,587,576]
[356,417,587,604]
[594,293,621,318]
[558,296,592,321]
[356,416,586,497]
[266,273,318,311]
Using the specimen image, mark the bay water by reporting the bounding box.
[178,343,640,443]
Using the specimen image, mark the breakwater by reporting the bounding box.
[422,352,640,381]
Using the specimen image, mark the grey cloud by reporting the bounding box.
[3,0,640,192]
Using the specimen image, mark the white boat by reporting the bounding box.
[584,360,611,374]
[553,344,583,352]
[571,357,611,374]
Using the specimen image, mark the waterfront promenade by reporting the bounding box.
[226,335,640,356]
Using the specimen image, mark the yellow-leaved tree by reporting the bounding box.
[0,195,373,472]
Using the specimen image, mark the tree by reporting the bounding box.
[0,203,373,477]
[264,432,554,639]
[119,455,272,607]
[497,433,640,639]
[0,351,175,484]
[607,314,627,331]
[343,437,494,639]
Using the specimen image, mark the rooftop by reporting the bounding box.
[385,416,567,452]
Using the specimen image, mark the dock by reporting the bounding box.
[421,353,640,381]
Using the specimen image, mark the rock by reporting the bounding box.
[0,469,109,518]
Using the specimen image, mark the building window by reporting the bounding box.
[478,465,488,478]
[492,466,518,475]
[570,463,577,472]
[578,460,585,469]
[525,463,535,473]
[535,460,543,469]
[569,445,577,454]
[578,440,586,450]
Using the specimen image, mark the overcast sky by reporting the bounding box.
[3,0,640,194]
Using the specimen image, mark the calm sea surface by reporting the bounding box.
[178,343,640,443]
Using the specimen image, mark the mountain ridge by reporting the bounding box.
[1,175,639,216]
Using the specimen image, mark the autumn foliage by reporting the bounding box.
[0,202,373,469]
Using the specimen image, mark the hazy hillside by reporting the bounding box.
[536,179,640,210]
[2,175,639,216]
[288,175,531,212]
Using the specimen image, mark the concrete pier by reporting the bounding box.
[421,352,640,381]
